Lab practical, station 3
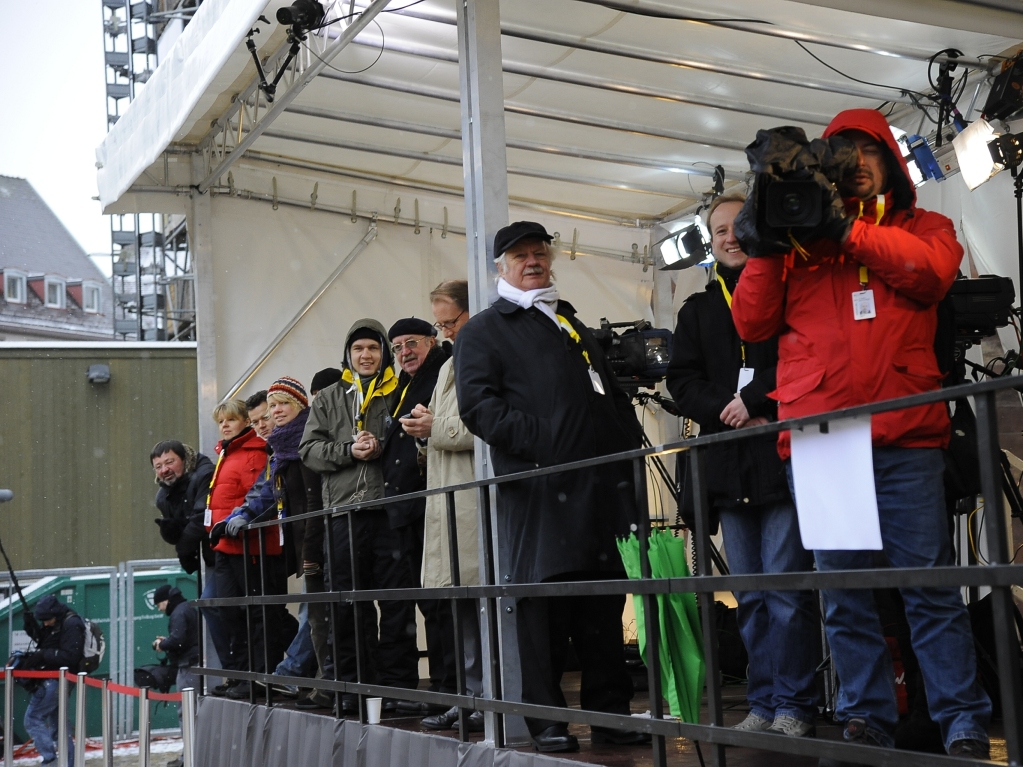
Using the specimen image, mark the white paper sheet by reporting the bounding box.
[790,417,882,550]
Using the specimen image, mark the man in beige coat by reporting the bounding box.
[400,280,483,732]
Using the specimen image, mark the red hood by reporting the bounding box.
[822,108,916,209]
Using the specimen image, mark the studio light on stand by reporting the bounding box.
[654,215,713,270]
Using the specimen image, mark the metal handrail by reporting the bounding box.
[194,373,1023,767]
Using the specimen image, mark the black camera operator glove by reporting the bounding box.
[815,181,854,243]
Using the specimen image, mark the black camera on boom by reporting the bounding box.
[591,318,673,393]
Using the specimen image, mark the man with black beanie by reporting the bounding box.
[152,584,199,734]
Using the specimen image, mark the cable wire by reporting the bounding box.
[302,18,385,74]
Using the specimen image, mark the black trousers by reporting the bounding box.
[328,509,419,688]
[515,590,634,735]
[399,518,459,693]
[214,551,295,673]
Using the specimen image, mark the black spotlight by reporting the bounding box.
[276,0,326,30]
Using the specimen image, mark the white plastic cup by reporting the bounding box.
[366,697,382,724]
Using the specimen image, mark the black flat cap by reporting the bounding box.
[493,221,552,259]
[388,317,437,341]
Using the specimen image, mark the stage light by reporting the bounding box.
[656,215,712,270]
[953,119,1002,191]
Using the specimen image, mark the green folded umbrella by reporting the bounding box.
[618,530,705,722]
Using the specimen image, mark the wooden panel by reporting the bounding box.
[0,347,198,568]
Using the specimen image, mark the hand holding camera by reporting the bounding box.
[734,126,859,257]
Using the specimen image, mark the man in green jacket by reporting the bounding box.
[300,319,420,713]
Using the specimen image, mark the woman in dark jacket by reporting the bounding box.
[666,194,818,738]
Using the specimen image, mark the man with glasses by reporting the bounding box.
[380,317,455,712]
[245,391,274,441]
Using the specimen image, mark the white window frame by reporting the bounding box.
[83,281,102,314]
[3,270,26,304]
[44,276,66,309]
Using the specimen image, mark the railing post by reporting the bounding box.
[75,672,87,767]
[195,566,206,696]
[181,687,196,767]
[974,390,1023,763]
[323,513,341,717]
[347,510,366,722]
[476,484,504,747]
[634,457,666,767]
[257,527,271,706]
[4,667,13,767]
[242,530,255,705]
[102,679,114,767]
[138,688,150,767]
[445,490,468,740]
[57,668,69,767]
[690,447,725,767]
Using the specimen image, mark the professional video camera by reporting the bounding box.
[734,126,859,256]
[590,318,673,391]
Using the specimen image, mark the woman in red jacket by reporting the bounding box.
[203,399,284,699]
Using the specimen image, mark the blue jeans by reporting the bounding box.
[807,447,991,749]
[274,602,317,678]
[24,678,73,766]
[719,501,818,724]
[201,573,232,670]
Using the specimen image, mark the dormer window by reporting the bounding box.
[83,282,102,313]
[44,277,66,309]
[4,270,26,304]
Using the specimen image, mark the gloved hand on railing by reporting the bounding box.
[224,511,249,538]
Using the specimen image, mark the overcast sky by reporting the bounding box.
[0,1,111,265]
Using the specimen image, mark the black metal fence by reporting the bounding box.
[195,374,1023,767]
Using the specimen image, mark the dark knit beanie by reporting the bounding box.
[33,595,63,621]
[153,584,174,604]
[348,327,382,350]
[267,376,309,409]
[310,367,343,394]
[388,317,437,341]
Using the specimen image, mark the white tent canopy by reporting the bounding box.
[96,0,1023,451]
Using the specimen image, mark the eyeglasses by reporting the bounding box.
[434,310,466,331]
[390,336,428,355]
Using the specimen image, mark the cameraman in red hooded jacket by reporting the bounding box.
[732,109,991,764]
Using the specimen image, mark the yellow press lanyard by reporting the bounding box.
[392,381,413,418]
[714,263,746,366]
[555,313,591,365]
[205,451,226,510]
[856,196,885,288]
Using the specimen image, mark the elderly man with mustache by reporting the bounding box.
[455,221,649,753]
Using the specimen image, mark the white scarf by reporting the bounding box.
[497,278,561,327]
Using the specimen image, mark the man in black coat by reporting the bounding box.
[152,584,199,732]
[382,317,454,711]
[151,440,215,574]
[455,221,647,753]
[22,595,85,766]
[665,194,818,738]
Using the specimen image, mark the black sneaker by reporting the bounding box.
[210,680,240,697]
[819,718,888,767]
[948,739,990,759]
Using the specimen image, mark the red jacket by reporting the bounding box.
[204,427,280,556]
[731,108,962,459]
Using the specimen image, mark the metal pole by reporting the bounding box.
[75,672,87,767]
[975,391,1023,763]
[476,485,504,746]
[195,566,205,696]
[445,491,467,740]
[323,514,341,716]
[58,668,69,767]
[347,511,365,723]
[635,458,666,767]
[138,688,150,767]
[690,448,726,767]
[102,680,114,767]
[181,688,196,767]
[242,532,255,705]
[258,528,271,706]
[4,667,14,767]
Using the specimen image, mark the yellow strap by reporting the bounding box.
[555,313,592,365]
[714,263,746,364]
[205,451,226,510]
[393,381,413,418]
[854,196,884,287]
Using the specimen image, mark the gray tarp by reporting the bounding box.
[196,697,599,767]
